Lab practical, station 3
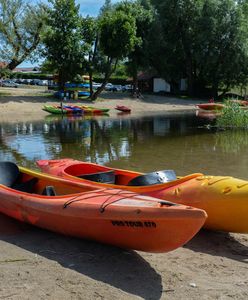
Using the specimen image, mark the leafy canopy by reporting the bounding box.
[43,0,87,87]
[0,0,46,70]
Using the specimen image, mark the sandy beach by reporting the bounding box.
[0,86,247,300]
[0,86,200,122]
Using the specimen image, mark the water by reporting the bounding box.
[0,111,248,180]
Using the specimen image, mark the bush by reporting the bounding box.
[216,102,248,128]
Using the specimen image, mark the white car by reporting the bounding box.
[105,83,114,91]
[1,80,19,88]
[92,82,102,89]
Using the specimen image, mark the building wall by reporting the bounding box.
[153,78,171,93]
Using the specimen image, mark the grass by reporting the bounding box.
[216,101,248,129]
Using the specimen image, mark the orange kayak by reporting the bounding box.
[196,103,225,111]
[0,161,206,253]
[37,159,248,233]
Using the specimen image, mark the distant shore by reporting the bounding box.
[0,86,201,122]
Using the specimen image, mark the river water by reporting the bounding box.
[0,111,248,180]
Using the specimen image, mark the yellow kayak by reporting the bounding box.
[152,175,248,233]
[37,159,248,233]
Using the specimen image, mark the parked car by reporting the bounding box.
[122,84,133,92]
[92,82,102,89]
[1,80,19,88]
[106,84,123,92]
[112,85,123,92]
[105,83,114,91]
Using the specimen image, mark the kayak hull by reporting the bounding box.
[0,165,207,253]
[115,105,131,112]
[37,159,248,233]
[196,103,225,111]
[42,105,83,115]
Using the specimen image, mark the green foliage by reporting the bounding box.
[0,67,11,78]
[216,102,248,128]
[99,9,138,59]
[0,0,46,70]
[151,0,248,96]
[90,1,142,99]
[123,0,155,90]
[43,0,88,88]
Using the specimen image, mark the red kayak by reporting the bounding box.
[196,103,225,111]
[115,105,131,113]
[228,100,248,106]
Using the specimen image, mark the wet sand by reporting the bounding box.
[0,86,247,299]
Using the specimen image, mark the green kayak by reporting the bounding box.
[42,105,68,114]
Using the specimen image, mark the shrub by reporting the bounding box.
[216,102,248,128]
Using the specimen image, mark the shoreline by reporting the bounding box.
[0,86,200,122]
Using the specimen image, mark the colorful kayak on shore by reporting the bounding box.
[115,105,131,113]
[37,158,248,233]
[43,105,109,115]
[76,105,110,114]
[42,105,83,115]
[196,100,248,111]
[0,161,206,253]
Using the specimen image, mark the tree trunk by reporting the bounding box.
[132,62,138,96]
[7,59,22,71]
[89,71,93,97]
[91,57,116,101]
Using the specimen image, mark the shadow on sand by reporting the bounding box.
[0,95,58,103]
[0,213,162,299]
[185,229,248,263]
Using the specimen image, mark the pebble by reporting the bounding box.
[189,282,197,288]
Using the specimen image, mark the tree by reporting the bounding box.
[0,0,46,70]
[151,0,248,97]
[123,0,155,94]
[43,0,87,89]
[91,2,140,100]
[80,16,99,97]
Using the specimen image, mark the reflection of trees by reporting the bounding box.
[39,117,156,163]
[0,113,203,167]
[215,130,248,154]
[0,124,37,167]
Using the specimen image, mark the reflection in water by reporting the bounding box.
[0,113,247,179]
[215,130,248,154]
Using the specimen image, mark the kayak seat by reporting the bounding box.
[78,170,115,184]
[127,170,177,186]
[12,177,39,193]
[0,161,39,193]
[0,161,20,187]
[42,186,57,196]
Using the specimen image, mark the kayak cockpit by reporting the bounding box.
[0,161,57,195]
[0,161,98,196]
[64,163,177,186]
